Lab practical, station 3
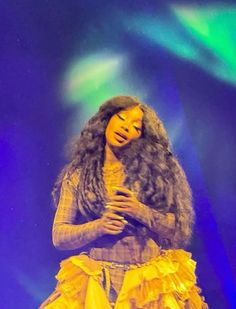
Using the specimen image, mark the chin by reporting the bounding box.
[110,141,131,150]
[113,140,130,147]
[111,142,126,148]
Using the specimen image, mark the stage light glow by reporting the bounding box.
[172,5,236,85]
[125,5,236,86]
[63,51,145,117]
[124,14,198,60]
[64,52,123,102]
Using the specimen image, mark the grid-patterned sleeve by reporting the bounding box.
[52,170,101,250]
[135,203,176,241]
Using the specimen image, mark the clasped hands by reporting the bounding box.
[98,186,145,235]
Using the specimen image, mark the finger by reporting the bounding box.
[106,220,127,228]
[104,212,125,220]
[106,204,127,211]
[105,223,125,231]
[105,203,129,211]
[112,186,134,197]
[109,195,131,202]
[107,201,133,208]
[107,206,130,214]
[105,229,123,235]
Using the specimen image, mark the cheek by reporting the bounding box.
[132,130,142,140]
[105,119,116,138]
[136,128,142,136]
[105,125,110,139]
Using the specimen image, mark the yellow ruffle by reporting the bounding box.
[115,249,208,308]
[40,250,208,309]
[41,254,110,309]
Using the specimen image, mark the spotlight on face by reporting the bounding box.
[105,105,143,147]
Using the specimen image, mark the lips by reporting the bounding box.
[115,132,128,141]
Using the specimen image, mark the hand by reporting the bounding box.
[97,209,128,236]
[106,186,144,219]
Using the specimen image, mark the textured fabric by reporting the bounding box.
[42,162,208,307]
[52,169,102,250]
[40,250,208,308]
[52,163,177,296]
[52,162,175,256]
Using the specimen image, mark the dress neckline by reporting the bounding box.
[102,160,124,173]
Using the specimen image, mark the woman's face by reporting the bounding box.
[105,105,143,147]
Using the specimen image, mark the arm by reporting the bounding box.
[52,171,128,250]
[106,186,176,243]
[52,171,102,250]
[134,202,176,240]
[107,158,194,248]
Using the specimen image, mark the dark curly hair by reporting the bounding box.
[52,95,195,249]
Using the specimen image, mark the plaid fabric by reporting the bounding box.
[52,162,176,296]
[52,169,100,250]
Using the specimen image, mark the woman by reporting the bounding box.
[40,95,208,308]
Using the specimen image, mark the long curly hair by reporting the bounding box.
[52,95,195,249]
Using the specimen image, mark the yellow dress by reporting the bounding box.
[40,162,208,308]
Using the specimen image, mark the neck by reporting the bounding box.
[104,143,121,164]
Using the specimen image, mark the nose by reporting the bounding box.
[121,125,129,132]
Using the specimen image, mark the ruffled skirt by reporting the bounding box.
[39,249,208,308]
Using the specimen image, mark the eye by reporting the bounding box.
[117,114,125,120]
[134,126,142,132]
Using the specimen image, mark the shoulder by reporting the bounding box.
[63,168,80,189]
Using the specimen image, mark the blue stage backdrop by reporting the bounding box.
[1,1,236,308]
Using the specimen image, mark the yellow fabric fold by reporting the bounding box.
[85,276,111,309]
[41,250,208,309]
[42,254,111,308]
[115,249,207,309]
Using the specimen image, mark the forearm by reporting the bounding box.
[52,219,102,250]
[135,203,176,239]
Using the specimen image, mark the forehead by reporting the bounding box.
[119,105,143,120]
